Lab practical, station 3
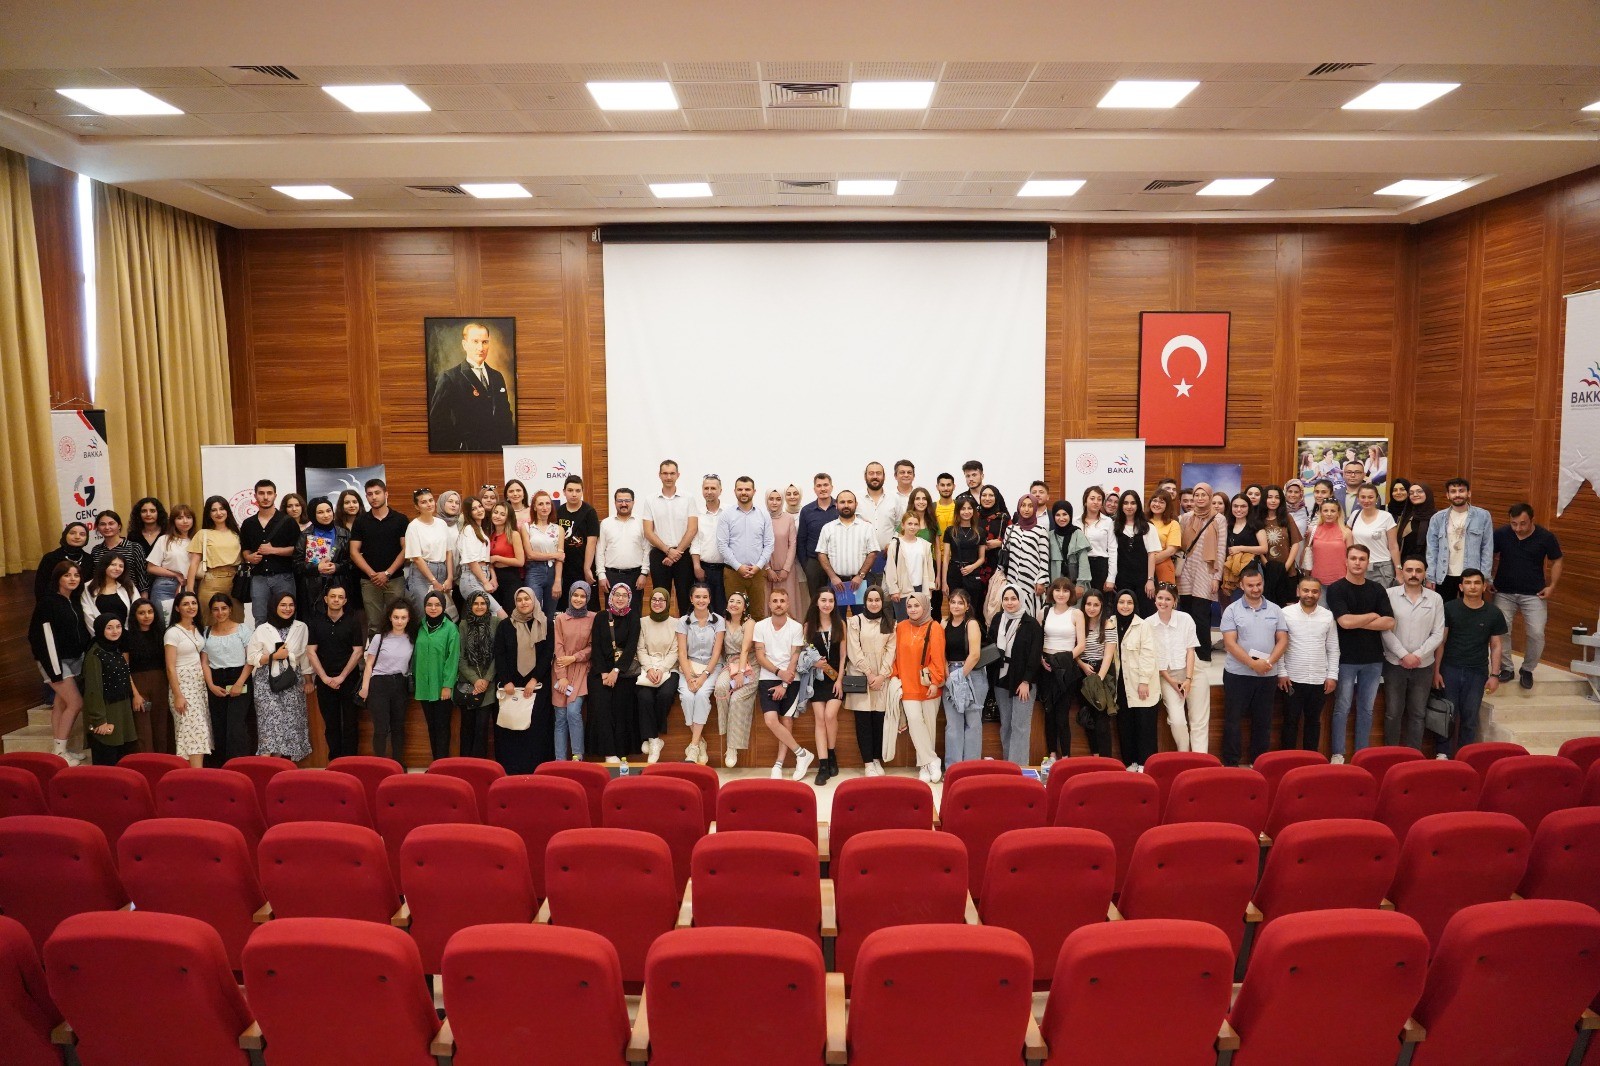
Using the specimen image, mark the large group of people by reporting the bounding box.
[25,455,1562,782]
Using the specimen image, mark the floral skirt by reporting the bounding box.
[252,666,311,762]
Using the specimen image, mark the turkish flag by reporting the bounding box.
[1138,311,1230,447]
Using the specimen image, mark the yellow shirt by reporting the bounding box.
[1152,518,1181,584]
[934,498,956,538]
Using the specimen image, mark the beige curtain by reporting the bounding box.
[0,149,55,575]
[95,183,232,512]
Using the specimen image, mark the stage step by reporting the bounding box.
[2,705,84,754]
[1481,659,1599,755]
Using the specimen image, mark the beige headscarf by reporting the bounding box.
[510,587,547,676]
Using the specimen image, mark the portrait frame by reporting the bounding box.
[424,316,519,454]
[1294,422,1393,503]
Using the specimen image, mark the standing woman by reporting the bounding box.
[551,582,593,762]
[1221,495,1268,601]
[1114,590,1160,770]
[715,591,759,768]
[34,522,91,600]
[635,588,679,764]
[1397,482,1434,562]
[29,560,90,764]
[522,491,563,618]
[307,585,363,762]
[906,487,942,617]
[1037,579,1084,762]
[1074,589,1119,758]
[124,599,172,754]
[1244,485,1266,526]
[404,489,455,616]
[1113,490,1161,614]
[81,554,136,630]
[1047,501,1090,594]
[297,498,351,615]
[188,496,244,621]
[884,510,938,621]
[163,591,212,767]
[802,588,845,784]
[1080,486,1119,595]
[455,591,499,760]
[765,489,800,622]
[82,616,139,765]
[487,503,527,616]
[1147,492,1182,591]
[413,590,460,762]
[1260,486,1304,606]
[360,601,416,763]
[676,584,726,766]
[892,593,946,784]
[845,586,897,777]
[145,505,195,620]
[201,594,255,764]
[588,583,640,764]
[1303,499,1353,595]
[130,497,168,558]
[493,587,551,774]
[943,498,987,612]
[1349,484,1401,589]
[503,479,532,532]
[1388,478,1412,523]
[335,489,366,629]
[436,490,463,528]
[457,496,503,616]
[940,587,986,769]
[987,585,1042,766]
[247,592,313,763]
[976,486,1011,590]
[281,493,310,533]
[999,496,1052,617]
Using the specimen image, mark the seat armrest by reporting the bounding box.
[676,882,693,930]
[1380,898,1396,911]
[51,1022,76,1047]
[1217,1019,1240,1052]
[239,1022,264,1051]
[430,1018,454,1056]
[1581,1009,1600,1031]
[1244,902,1264,923]
[1402,1017,1427,1043]
[965,893,981,925]
[1107,902,1124,921]
[390,901,410,928]
[1024,1013,1048,1064]
[821,879,837,938]
[825,972,848,1065]
[818,822,830,863]
[626,990,650,1063]
[253,901,273,924]
[534,898,552,924]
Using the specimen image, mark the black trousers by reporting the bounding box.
[459,701,491,760]
[1281,681,1328,751]
[699,562,727,615]
[366,674,410,762]
[604,568,643,616]
[1116,680,1159,767]
[1179,595,1215,661]
[649,549,695,615]
[637,680,677,743]
[422,699,454,761]
[90,738,134,766]
[1040,657,1081,758]
[1221,671,1277,766]
[206,666,253,765]
[855,709,885,763]
[316,680,360,761]
[1437,575,1462,603]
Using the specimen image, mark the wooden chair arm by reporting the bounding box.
[821,879,837,938]
[429,1018,454,1057]
[818,822,830,863]
[239,1022,264,1051]
[1244,902,1264,923]
[1380,898,1396,911]
[390,901,410,928]
[50,1022,76,1047]
[1258,833,1272,848]
[1024,1013,1048,1064]
[253,901,273,924]
[1402,1017,1427,1043]
[1217,1019,1240,1052]
[534,898,552,924]
[1581,1009,1600,1031]
[626,990,650,1062]
[965,893,981,925]
[118,902,134,912]
[825,972,848,1065]
[1107,902,1124,921]
[676,882,693,930]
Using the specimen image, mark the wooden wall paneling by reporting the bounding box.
[344,231,381,464]
[1297,227,1404,423]
[25,157,89,408]
[584,237,610,509]
[1407,218,1471,488]
[1191,229,1280,486]
[1042,233,1067,493]
[1084,232,1176,444]
[1272,230,1304,478]
[0,573,40,736]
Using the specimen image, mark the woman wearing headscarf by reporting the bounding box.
[414,589,461,761]
[494,586,551,773]
[998,495,1052,617]
[986,584,1043,765]
[845,585,897,777]
[892,592,946,783]
[588,582,641,763]
[635,587,680,764]
[35,522,91,599]
[1113,588,1161,770]
[83,614,139,765]
[247,591,312,763]
[455,591,500,760]
[124,598,173,754]
[766,488,800,621]
[1047,501,1090,594]
[297,497,351,617]
[552,581,593,761]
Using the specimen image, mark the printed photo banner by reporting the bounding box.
[1063,439,1147,511]
[1558,288,1600,515]
[52,409,112,546]
[201,445,297,523]
[305,464,387,509]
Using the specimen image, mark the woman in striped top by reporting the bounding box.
[999,495,1052,617]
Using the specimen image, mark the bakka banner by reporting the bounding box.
[201,445,297,524]
[1558,288,1600,515]
[502,445,584,495]
[1137,311,1231,447]
[1063,439,1147,513]
[52,409,113,547]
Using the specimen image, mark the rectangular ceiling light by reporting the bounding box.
[56,87,182,115]
[1097,80,1199,108]
[1584,100,1600,112]
[649,182,712,198]
[1342,82,1459,110]
[587,81,679,110]
[837,180,897,196]
[322,84,430,113]
[849,81,935,109]
[1375,179,1469,198]
[1018,179,1086,197]
[1197,178,1274,196]
[461,183,532,199]
[272,185,352,200]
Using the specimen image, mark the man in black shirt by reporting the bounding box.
[349,478,411,634]
[307,584,364,759]
[1325,544,1394,764]
[556,474,599,609]
[239,480,300,624]
[1491,502,1563,689]
[1436,568,1508,756]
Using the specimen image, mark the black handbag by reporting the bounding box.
[452,680,481,709]
[1424,688,1455,737]
[267,659,299,693]
[840,674,868,695]
[231,562,253,604]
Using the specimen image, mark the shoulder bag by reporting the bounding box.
[1424,688,1455,738]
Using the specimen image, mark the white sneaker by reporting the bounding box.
[871,760,885,777]
[918,762,932,783]
[771,762,785,779]
[725,749,738,769]
[683,743,698,763]
[1132,763,1143,773]
[693,745,708,766]
[642,740,652,755]
[570,754,583,762]
[1330,754,1345,765]
[605,755,621,765]
[791,749,815,781]
[927,761,943,784]
[1435,753,1450,760]
[648,737,664,764]
[62,749,87,767]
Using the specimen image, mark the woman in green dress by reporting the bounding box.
[414,590,461,762]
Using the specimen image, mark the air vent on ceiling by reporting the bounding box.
[775,179,834,195]
[406,185,468,198]
[231,65,299,80]
[1306,62,1372,77]
[766,83,843,108]
[1144,180,1203,191]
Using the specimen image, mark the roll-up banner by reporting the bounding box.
[53,409,112,546]
[201,445,297,523]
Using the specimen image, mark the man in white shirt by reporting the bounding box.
[717,476,774,621]
[596,487,648,616]
[1149,583,1208,753]
[815,491,880,614]
[642,459,698,616]
[1381,555,1445,749]
[752,588,815,781]
[886,459,916,533]
[1277,574,1340,751]
[691,475,727,613]
[856,462,894,581]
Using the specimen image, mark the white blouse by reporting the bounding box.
[1042,606,1079,655]
[146,534,192,578]
[164,624,206,670]
[456,529,490,567]
[525,522,562,561]
[403,518,454,563]
[246,620,311,675]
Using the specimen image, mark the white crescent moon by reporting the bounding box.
[1160,335,1209,379]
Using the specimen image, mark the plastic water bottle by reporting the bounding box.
[618,758,630,777]
[1039,755,1054,783]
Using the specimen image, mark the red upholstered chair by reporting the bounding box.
[642,763,719,833]
[0,815,127,952]
[486,775,590,901]
[1454,741,1528,778]
[1262,764,1377,841]
[938,775,1047,900]
[1250,749,1327,810]
[1587,759,1600,806]
[641,927,831,1066]
[1375,760,1482,844]
[686,832,823,946]
[44,911,253,1066]
[439,924,631,1066]
[1228,909,1429,1066]
[1557,735,1600,776]
[373,773,479,884]
[426,757,506,821]
[1117,822,1260,957]
[1350,745,1425,788]
[326,755,403,821]
[979,827,1115,988]
[257,822,401,924]
[263,769,372,827]
[152,768,266,855]
[0,915,61,1066]
[1251,820,1398,928]
[242,917,441,1066]
[828,777,934,862]
[543,828,680,990]
[833,829,970,987]
[1042,756,1124,823]
[1518,806,1600,909]
[714,779,818,844]
[1052,772,1160,891]
[1410,900,1600,1066]
[222,755,297,812]
[1142,752,1223,816]
[1040,919,1233,1066]
[399,824,535,973]
[601,776,705,894]
[1163,766,1270,836]
[1478,754,1584,835]
[534,761,609,825]
[846,924,1034,1066]
[46,765,154,853]
[942,759,1022,797]
[0,766,48,817]
[1388,811,1531,954]
[116,818,265,969]
[0,753,66,793]
[116,752,188,794]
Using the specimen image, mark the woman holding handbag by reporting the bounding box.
[1038,578,1084,762]
[493,587,550,774]
[941,587,987,769]
[588,583,640,764]
[845,586,897,777]
[883,510,938,622]
[893,592,946,783]
[1074,590,1119,758]
[987,584,1042,765]
[188,496,244,621]
[803,588,846,784]
[247,591,312,763]
[201,594,255,764]
[359,601,416,763]
[998,496,1052,618]
[454,591,499,760]
[1114,589,1161,770]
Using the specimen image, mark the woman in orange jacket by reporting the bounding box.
[893,592,947,783]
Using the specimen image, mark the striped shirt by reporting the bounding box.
[816,517,877,578]
[1280,602,1340,684]
[1001,525,1052,590]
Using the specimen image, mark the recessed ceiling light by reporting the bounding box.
[322,84,430,113]
[1342,82,1459,110]
[1097,80,1199,108]
[1375,179,1470,199]
[587,82,679,110]
[1197,178,1274,196]
[1584,99,1600,112]
[460,183,532,199]
[849,82,935,109]
[1018,179,1086,197]
[649,182,712,199]
[272,185,352,201]
[56,87,182,116]
[837,180,898,196]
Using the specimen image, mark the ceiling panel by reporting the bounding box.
[1014,81,1111,108]
[191,111,303,135]
[667,61,760,81]
[676,81,761,109]
[931,82,1024,108]
[758,60,850,82]
[925,108,1007,128]
[410,83,518,111]
[686,109,765,130]
[942,61,1037,82]
[499,82,598,110]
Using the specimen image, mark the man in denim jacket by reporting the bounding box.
[1425,477,1493,602]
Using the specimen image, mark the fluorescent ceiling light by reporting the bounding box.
[461,183,532,199]
[649,182,712,199]
[56,87,182,116]
[837,180,897,196]
[1097,80,1199,108]
[849,81,935,109]
[272,185,352,201]
[322,84,430,113]
[1342,82,1459,110]
[1584,99,1600,112]
[1375,179,1470,199]
[1018,179,1086,197]
[1197,178,1273,196]
[587,81,679,110]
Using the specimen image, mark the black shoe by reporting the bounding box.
[1519,671,1534,690]
[814,759,834,787]
[1496,668,1515,684]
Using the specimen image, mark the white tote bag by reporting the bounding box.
[497,687,536,731]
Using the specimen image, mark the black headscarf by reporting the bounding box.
[422,591,451,632]
[1049,500,1077,556]
[460,591,497,671]
[1112,589,1139,639]
[91,614,133,702]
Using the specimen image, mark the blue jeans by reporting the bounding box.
[250,572,296,625]
[1331,661,1383,757]
[524,560,555,618]
[555,695,585,760]
[943,663,988,768]
[994,686,1034,765]
[150,576,180,620]
[1440,665,1488,756]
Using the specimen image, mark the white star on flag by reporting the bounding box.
[1173,378,1193,397]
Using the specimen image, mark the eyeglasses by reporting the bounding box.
[479,484,496,492]
[413,488,432,499]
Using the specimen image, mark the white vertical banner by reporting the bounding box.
[1063,439,1147,511]
[52,410,113,546]
[1557,289,1600,516]
[202,445,297,523]
[502,445,583,496]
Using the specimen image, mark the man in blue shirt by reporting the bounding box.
[718,476,775,621]
[796,473,838,616]
[1426,477,1494,602]
[1491,502,1563,689]
[1219,566,1289,767]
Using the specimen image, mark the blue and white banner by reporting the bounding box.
[1064,439,1147,512]
[306,464,387,509]
[52,409,113,546]
[502,445,583,495]
[1558,289,1600,516]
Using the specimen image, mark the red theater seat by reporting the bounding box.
[222,755,296,811]
[0,766,47,818]
[1117,822,1260,957]
[828,777,934,862]
[373,773,479,884]
[0,815,127,952]
[1263,763,1377,840]
[116,752,188,794]
[1374,759,1482,844]
[601,776,705,894]
[1556,735,1600,776]
[938,775,1047,900]
[833,829,969,987]
[978,827,1115,987]
[1388,811,1531,954]
[533,761,609,825]
[152,767,266,855]
[1164,766,1269,836]
[257,822,401,924]
[1051,772,1159,891]
[1518,806,1600,909]
[1144,752,1223,816]
[1252,819,1398,926]
[117,818,265,969]
[46,765,154,853]
[325,755,403,821]
[1350,745,1425,787]
[0,753,66,792]
[1587,759,1600,806]
[1250,749,1327,809]
[0,914,60,1066]
[1477,754,1584,835]
[1454,741,1527,779]
[942,759,1022,796]
[263,768,372,827]
[687,832,823,946]
[426,757,506,821]
[542,828,679,989]
[641,763,719,833]
[486,775,591,900]
[399,824,536,973]
[1042,756,1123,823]
[714,779,818,844]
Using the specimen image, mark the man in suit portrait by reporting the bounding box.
[428,320,517,452]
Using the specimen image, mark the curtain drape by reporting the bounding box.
[0,148,55,575]
[95,182,233,512]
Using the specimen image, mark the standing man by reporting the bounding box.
[427,321,515,452]
[1175,483,1224,661]
[1024,480,1051,520]
[887,460,916,532]
[692,476,727,614]
[934,473,958,536]
[718,476,774,619]
[1492,503,1562,689]
[1219,567,1289,767]
[1150,583,1208,753]
[815,490,879,613]
[1336,458,1367,519]
[555,475,599,609]
[1426,477,1493,602]
[1278,575,1340,751]
[1325,544,1395,763]
[956,460,985,511]
[596,487,647,616]
[858,462,894,581]
[796,473,838,618]
[1381,556,1445,749]
[349,478,410,633]
[1435,568,1507,756]
[239,479,299,625]
[641,459,697,615]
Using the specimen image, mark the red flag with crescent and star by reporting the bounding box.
[1137,311,1230,447]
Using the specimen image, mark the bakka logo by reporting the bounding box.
[1582,363,1600,388]
[1108,454,1135,473]
[546,460,569,479]
[1572,364,1600,407]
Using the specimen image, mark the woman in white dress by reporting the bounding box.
[162,590,213,767]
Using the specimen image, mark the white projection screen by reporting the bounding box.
[603,240,1046,505]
